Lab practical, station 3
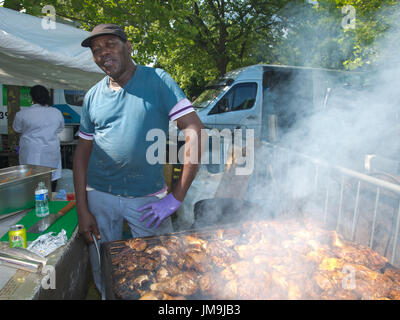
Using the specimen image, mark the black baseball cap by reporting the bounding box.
[81,24,127,48]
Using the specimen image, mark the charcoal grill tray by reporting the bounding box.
[101,219,400,300]
[101,224,252,300]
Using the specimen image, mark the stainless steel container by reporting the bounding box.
[57,126,74,142]
[0,165,54,217]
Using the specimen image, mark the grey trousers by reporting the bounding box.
[86,189,173,294]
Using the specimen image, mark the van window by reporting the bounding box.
[193,78,233,110]
[209,83,257,115]
[64,90,86,107]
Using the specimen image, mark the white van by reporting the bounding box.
[0,85,86,134]
[193,64,364,142]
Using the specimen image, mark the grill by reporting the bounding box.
[100,142,400,300]
[101,218,400,300]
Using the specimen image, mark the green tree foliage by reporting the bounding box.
[2,0,292,97]
[338,0,399,70]
[274,0,399,70]
[2,0,398,97]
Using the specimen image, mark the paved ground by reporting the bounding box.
[86,273,101,300]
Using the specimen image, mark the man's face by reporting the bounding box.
[90,35,132,79]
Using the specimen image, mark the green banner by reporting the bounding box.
[2,85,33,107]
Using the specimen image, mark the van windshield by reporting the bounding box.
[192,79,232,110]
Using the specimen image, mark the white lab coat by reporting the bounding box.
[12,104,65,181]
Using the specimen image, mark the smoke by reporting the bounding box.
[273,1,400,168]
[160,3,400,301]
[241,1,400,265]
[178,2,400,225]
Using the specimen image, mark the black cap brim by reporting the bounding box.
[81,24,128,48]
[81,33,128,48]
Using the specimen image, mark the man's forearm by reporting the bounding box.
[172,162,199,202]
[172,121,204,202]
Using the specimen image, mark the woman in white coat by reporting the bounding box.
[12,85,64,191]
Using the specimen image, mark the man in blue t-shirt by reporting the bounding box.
[74,24,204,292]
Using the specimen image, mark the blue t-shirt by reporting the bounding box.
[79,65,191,197]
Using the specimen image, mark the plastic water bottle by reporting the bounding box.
[35,182,49,217]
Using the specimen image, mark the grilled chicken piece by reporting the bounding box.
[139,291,164,300]
[182,235,208,251]
[233,237,272,259]
[352,278,389,300]
[207,241,239,269]
[132,273,152,288]
[125,260,138,272]
[387,285,400,300]
[125,238,147,251]
[150,271,198,296]
[161,235,184,252]
[332,243,371,267]
[215,228,241,247]
[305,247,337,265]
[139,291,186,300]
[114,270,153,299]
[198,272,225,298]
[220,261,254,281]
[168,252,186,269]
[354,267,394,298]
[198,272,212,293]
[357,246,389,270]
[313,270,340,291]
[145,245,170,264]
[133,252,161,271]
[383,266,400,285]
[318,257,345,271]
[156,264,180,282]
[320,288,358,300]
[184,250,211,273]
[145,245,170,256]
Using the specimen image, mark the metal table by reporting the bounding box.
[0,207,90,300]
[60,140,78,170]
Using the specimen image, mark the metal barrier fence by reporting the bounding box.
[261,142,400,266]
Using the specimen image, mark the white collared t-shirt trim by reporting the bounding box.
[169,98,194,121]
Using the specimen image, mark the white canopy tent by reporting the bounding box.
[0,6,104,90]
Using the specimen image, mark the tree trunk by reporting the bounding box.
[216,56,228,77]
[7,85,20,166]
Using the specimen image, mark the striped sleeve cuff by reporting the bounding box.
[79,131,94,140]
[169,98,195,121]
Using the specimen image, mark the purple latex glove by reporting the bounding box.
[138,193,182,229]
